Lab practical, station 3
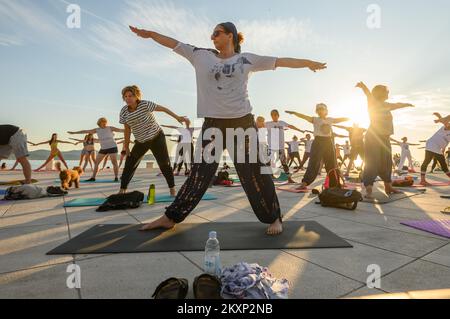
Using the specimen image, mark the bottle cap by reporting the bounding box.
[209,231,217,239]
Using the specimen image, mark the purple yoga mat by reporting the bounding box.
[401,219,450,239]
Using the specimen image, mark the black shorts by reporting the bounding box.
[99,147,118,155]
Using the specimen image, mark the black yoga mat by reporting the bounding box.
[47,221,352,255]
[361,190,426,204]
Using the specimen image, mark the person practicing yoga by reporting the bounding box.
[333,123,366,176]
[162,122,199,176]
[68,118,124,182]
[256,116,270,165]
[355,81,414,198]
[119,85,189,196]
[286,104,349,190]
[341,140,351,169]
[266,109,305,183]
[130,22,326,234]
[335,143,345,168]
[286,136,301,168]
[391,137,419,173]
[419,113,450,185]
[32,133,76,171]
[296,134,313,171]
[0,125,33,184]
[70,134,97,171]
[99,140,135,170]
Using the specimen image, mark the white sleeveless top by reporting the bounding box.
[96,127,117,150]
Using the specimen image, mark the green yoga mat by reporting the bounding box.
[46,221,353,254]
[54,179,142,184]
[64,193,218,207]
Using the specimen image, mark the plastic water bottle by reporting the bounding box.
[204,231,221,277]
[147,184,155,205]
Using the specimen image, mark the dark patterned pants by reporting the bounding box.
[165,114,281,224]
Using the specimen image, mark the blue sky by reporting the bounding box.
[1,0,449,159]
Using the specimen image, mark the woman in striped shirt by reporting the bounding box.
[119,85,189,196]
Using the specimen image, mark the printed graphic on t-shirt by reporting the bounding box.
[211,57,253,90]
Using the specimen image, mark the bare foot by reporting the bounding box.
[170,187,176,197]
[419,180,431,186]
[294,183,308,191]
[385,183,402,195]
[140,215,176,231]
[266,219,283,236]
[364,185,374,199]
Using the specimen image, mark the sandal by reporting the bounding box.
[441,207,450,215]
[193,274,222,299]
[152,277,189,299]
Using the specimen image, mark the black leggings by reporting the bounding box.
[288,152,301,167]
[302,136,337,185]
[299,152,310,169]
[121,131,174,189]
[421,150,449,174]
[165,114,281,224]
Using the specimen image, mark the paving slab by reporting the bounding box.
[183,250,361,299]
[380,260,450,292]
[76,253,202,299]
[286,240,414,282]
[0,263,79,299]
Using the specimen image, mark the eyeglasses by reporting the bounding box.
[211,30,226,38]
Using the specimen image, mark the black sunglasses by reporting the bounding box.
[211,30,226,38]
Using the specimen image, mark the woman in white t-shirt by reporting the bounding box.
[162,123,200,176]
[130,22,326,235]
[391,137,420,173]
[68,118,124,181]
[419,114,450,185]
[286,104,349,190]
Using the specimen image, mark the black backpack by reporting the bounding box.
[96,191,144,212]
[314,168,363,210]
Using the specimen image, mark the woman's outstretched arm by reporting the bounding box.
[388,103,414,111]
[31,140,50,146]
[356,82,371,98]
[285,111,314,123]
[275,58,327,72]
[129,26,179,49]
[68,129,96,135]
[155,105,190,126]
[433,113,450,124]
[332,118,350,124]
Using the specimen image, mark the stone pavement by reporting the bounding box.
[1,168,449,299]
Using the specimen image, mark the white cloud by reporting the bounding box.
[0,0,325,74]
[0,34,23,46]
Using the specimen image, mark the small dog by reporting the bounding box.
[56,162,84,190]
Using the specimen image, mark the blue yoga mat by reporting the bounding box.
[0,189,6,195]
[54,179,141,184]
[64,193,217,207]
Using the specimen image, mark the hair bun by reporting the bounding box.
[237,32,244,45]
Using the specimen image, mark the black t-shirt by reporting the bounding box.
[0,125,19,145]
